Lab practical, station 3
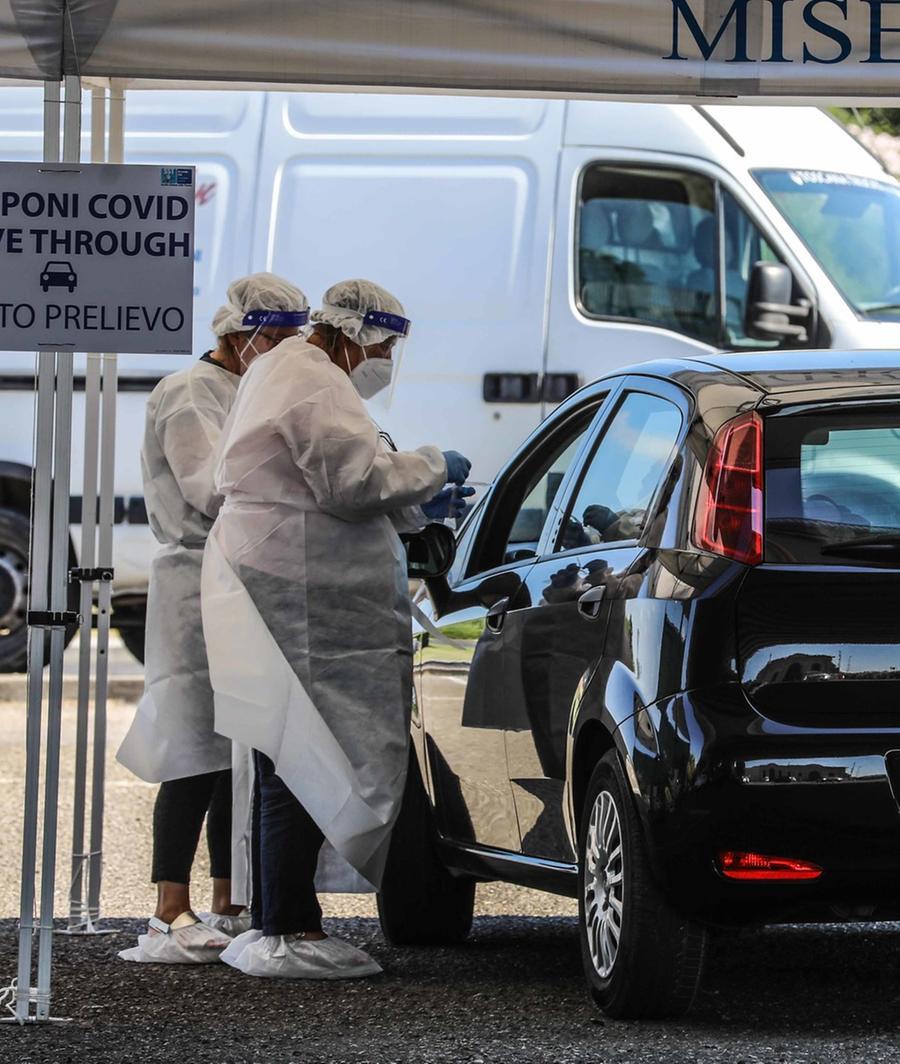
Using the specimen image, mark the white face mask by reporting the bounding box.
[346,347,394,399]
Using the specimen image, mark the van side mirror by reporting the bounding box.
[745,261,810,343]
[402,522,457,579]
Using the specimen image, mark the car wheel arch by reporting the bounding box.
[565,660,657,849]
[569,718,617,842]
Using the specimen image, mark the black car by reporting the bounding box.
[381,350,900,1019]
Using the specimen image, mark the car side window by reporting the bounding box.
[557,392,682,551]
[504,433,588,561]
[466,404,603,578]
[577,166,784,350]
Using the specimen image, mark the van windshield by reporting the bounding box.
[755,169,900,321]
[765,408,900,566]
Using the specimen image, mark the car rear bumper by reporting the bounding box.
[626,684,900,925]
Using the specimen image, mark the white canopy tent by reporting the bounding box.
[1,0,900,99]
[3,0,899,1031]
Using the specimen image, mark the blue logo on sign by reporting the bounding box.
[161,167,194,187]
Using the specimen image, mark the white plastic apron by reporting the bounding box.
[202,532,407,890]
[117,543,231,782]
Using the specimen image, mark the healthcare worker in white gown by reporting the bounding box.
[116,273,310,964]
[202,279,473,979]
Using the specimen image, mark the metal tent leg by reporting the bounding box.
[4,75,81,1026]
[86,78,124,931]
[8,78,61,1028]
[34,72,82,1022]
[12,352,56,1025]
[64,345,105,934]
[87,349,117,927]
[64,82,114,938]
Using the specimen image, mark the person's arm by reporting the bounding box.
[275,373,446,520]
[390,505,429,534]
[155,399,231,519]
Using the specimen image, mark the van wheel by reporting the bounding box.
[0,507,78,672]
[578,751,707,1019]
[377,752,475,945]
[112,595,147,665]
[117,624,145,665]
[0,508,32,672]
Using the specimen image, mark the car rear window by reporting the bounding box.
[765,407,900,565]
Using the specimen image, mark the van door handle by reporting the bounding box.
[482,373,541,403]
[577,585,606,620]
[542,373,581,403]
[486,597,510,633]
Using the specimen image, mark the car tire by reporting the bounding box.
[0,507,78,672]
[578,751,707,1019]
[377,751,475,946]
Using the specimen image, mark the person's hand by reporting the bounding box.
[422,485,476,521]
[442,450,472,486]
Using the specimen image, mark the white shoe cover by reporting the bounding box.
[224,933,383,979]
[198,909,252,937]
[220,927,264,967]
[117,918,232,964]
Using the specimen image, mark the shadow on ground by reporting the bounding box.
[2,916,900,1063]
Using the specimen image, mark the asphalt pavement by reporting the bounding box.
[3,643,900,1062]
[2,917,900,1063]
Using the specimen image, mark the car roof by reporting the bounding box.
[585,349,900,402]
[695,349,900,395]
[547,350,900,440]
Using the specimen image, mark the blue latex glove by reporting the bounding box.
[442,450,472,486]
[422,485,476,520]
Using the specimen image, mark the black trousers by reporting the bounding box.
[151,768,232,884]
[250,751,325,935]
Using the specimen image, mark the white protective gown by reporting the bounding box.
[201,338,446,888]
[117,357,239,782]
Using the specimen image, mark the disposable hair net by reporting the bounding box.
[310,279,410,346]
[211,272,309,336]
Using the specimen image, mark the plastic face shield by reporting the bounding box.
[363,309,410,412]
[241,308,309,338]
[240,308,310,365]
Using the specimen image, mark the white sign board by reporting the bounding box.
[0,162,195,355]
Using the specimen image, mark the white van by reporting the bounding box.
[1,88,899,667]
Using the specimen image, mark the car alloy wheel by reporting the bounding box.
[583,788,624,978]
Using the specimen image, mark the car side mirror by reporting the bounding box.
[745,261,810,343]
[402,523,457,579]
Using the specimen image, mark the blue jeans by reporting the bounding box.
[250,751,325,935]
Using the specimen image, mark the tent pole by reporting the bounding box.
[86,78,124,927]
[9,78,62,1026]
[34,72,81,1021]
[66,83,107,935]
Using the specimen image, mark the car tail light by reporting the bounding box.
[717,850,822,881]
[694,410,763,565]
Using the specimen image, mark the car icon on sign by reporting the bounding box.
[40,261,77,293]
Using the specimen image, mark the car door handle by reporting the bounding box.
[577,585,606,620]
[486,597,510,633]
